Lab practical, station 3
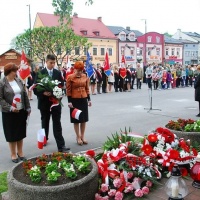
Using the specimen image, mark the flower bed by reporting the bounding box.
[90,127,199,200]
[7,152,98,200]
[165,118,200,144]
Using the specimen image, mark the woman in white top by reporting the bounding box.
[0,63,31,163]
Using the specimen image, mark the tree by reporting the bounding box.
[15,26,91,66]
[164,32,172,37]
[52,0,93,26]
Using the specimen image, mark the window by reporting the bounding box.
[83,47,87,55]
[129,34,135,41]
[166,48,169,56]
[94,31,100,36]
[121,47,125,55]
[120,34,126,41]
[148,48,152,56]
[185,51,190,57]
[171,48,175,56]
[147,36,152,42]
[108,48,112,56]
[156,36,160,43]
[75,47,80,55]
[156,48,160,56]
[140,48,143,55]
[101,48,105,56]
[81,31,87,35]
[93,47,97,55]
[193,45,196,47]
[130,47,134,56]
[185,45,188,47]
[185,61,190,65]
[176,48,180,57]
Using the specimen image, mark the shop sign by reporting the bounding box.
[5,52,17,60]
[125,56,135,61]
[94,57,104,61]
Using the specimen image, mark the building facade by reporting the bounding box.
[34,13,118,65]
[107,26,143,67]
[137,32,164,66]
[172,29,199,64]
[164,35,183,65]
[0,49,32,71]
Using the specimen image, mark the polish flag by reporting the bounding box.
[71,108,82,120]
[12,94,21,109]
[19,50,30,80]
[37,129,46,149]
[121,54,126,64]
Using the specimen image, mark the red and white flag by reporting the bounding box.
[37,129,46,149]
[71,108,82,120]
[19,50,30,80]
[12,94,21,109]
[104,51,110,71]
[121,55,126,64]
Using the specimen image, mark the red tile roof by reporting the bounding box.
[36,13,117,39]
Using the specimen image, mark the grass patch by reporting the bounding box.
[0,172,8,194]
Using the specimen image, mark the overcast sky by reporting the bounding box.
[0,0,200,54]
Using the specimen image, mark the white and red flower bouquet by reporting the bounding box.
[85,127,199,200]
[30,72,63,110]
[143,127,198,177]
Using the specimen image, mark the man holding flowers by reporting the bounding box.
[34,54,70,152]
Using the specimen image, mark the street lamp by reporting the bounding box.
[141,19,147,66]
[26,4,32,59]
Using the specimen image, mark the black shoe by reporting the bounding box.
[12,158,19,163]
[196,114,200,117]
[17,153,26,161]
[58,146,70,153]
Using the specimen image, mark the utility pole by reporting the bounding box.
[27,4,32,59]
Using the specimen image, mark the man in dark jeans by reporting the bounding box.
[34,54,70,152]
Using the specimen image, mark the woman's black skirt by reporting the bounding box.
[70,98,89,123]
[2,109,28,142]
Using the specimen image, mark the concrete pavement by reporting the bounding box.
[0,85,198,172]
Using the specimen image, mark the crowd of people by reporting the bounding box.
[1,56,200,163]
[61,62,199,94]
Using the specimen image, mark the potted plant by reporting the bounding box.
[165,118,200,144]
[7,152,98,200]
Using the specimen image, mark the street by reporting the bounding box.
[0,85,198,172]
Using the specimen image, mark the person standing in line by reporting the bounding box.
[34,54,70,153]
[67,61,92,145]
[136,63,143,89]
[145,64,153,89]
[113,65,119,92]
[188,66,194,87]
[0,63,31,163]
[96,64,102,94]
[194,65,200,117]
[152,68,159,90]
[90,64,97,95]
[107,66,115,92]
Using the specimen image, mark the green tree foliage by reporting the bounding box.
[52,0,93,26]
[15,27,90,66]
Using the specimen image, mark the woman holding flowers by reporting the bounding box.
[67,61,92,145]
[0,63,31,163]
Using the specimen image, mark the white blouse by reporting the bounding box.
[9,80,23,110]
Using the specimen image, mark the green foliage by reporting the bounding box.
[47,171,61,183]
[73,155,91,173]
[103,127,143,155]
[15,26,91,66]
[166,118,195,131]
[184,120,200,132]
[27,166,42,183]
[52,0,73,26]
[0,172,8,194]
[45,163,58,174]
